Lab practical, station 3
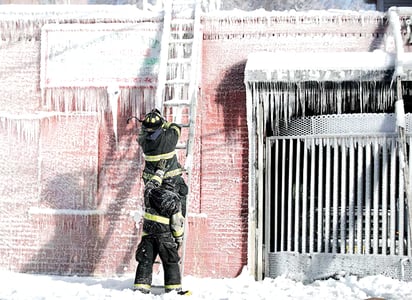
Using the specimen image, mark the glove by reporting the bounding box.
[171,212,185,250]
[157,159,167,172]
[150,159,168,187]
[154,159,168,178]
[144,180,157,207]
[175,236,183,251]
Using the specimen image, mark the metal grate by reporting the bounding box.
[278,113,400,137]
[266,113,412,258]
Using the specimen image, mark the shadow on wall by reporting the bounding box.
[22,171,103,275]
[215,60,249,277]
[22,113,141,276]
[95,114,142,275]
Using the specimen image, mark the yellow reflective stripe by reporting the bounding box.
[173,228,184,238]
[165,284,182,290]
[170,125,181,137]
[165,168,183,177]
[162,121,171,129]
[144,151,176,162]
[151,175,162,185]
[142,232,148,236]
[142,173,151,181]
[134,283,151,290]
[144,212,170,224]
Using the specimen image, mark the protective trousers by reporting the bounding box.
[134,233,182,293]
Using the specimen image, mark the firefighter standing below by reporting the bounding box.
[133,160,185,294]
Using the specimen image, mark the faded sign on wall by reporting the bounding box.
[40,22,162,89]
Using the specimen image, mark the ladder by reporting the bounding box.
[154,0,202,277]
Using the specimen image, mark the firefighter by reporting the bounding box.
[133,160,185,294]
[137,108,188,216]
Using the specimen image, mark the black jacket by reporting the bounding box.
[142,186,184,239]
[138,122,183,182]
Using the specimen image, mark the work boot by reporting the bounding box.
[133,283,150,294]
[165,284,182,293]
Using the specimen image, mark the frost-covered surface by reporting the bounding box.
[1,268,412,300]
[246,51,398,73]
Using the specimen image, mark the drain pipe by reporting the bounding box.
[388,7,406,78]
[389,7,412,257]
[401,258,409,280]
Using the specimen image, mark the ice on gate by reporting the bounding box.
[245,51,412,131]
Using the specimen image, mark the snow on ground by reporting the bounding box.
[1,267,412,300]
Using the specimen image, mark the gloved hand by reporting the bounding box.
[157,159,167,172]
[144,180,157,206]
[171,212,184,250]
[154,159,168,178]
[175,236,183,251]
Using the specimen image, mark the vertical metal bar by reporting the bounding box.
[340,143,347,254]
[294,139,301,252]
[265,139,273,259]
[348,139,355,254]
[373,142,380,254]
[280,139,287,251]
[302,139,308,253]
[390,140,397,255]
[287,139,294,251]
[310,138,316,253]
[395,77,412,257]
[332,138,339,254]
[257,101,265,278]
[381,138,388,254]
[317,140,324,252]
[365,142,372,254]
[325,140,331,253]
[357,143,364,254]
[399,149,405,256]
[409,136,412,256]
[274,139,279,253]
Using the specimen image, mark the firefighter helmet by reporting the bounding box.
[142,109,163,131]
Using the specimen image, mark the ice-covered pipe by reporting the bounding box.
[388,7,406,78]
[389,7,412,257]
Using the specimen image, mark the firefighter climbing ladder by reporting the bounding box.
[154,0,202,276]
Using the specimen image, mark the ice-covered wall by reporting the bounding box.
[0,5,161,276]
[1,5,410,279]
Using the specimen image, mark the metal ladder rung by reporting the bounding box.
[172,4,195,9]
[172,0,196,4]
[166,79,190,85]
[169,39,194,44]
[176,142,187,149]
[170,19,195,25]
[168,58,192,64]
[164,99,191,106]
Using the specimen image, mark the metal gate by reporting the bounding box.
[265,113,412,281]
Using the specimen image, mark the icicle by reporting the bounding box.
[106,85,120,146]
[0,112,66,144]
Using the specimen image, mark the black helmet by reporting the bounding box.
[142,109,163,131]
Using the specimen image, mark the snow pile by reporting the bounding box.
[0,268,412,300]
